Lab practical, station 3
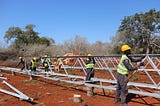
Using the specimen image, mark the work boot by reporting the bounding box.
[120,103,128,106]
[113,98,120,104]
[87,90,94,97]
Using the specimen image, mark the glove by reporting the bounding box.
[139,62,144,66]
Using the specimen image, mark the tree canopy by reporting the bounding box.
[111,9,160,54]
[4,24,55,48]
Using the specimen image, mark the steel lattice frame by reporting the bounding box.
[0,54,160,98]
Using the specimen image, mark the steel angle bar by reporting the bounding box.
[138,69,159,71]
[141,66,157,86]
[108,57,117,68]
[62,65,116,72]
[78,58,87,75]
[1,66,158,89]
[91,77,160,89]
[128,89,160,98]
[44,72,160,89]
[49,72,85,79]
[94,57,103,69]
[0,89,29,100]
[1,80,33,101]
[41,76,61,81]
[42,75,160,98]
[84,83,117,90]
[94,57,108,70]
[155,58,160,68]
[58,79,85,85]
[0,66,19,72]
[2,81,30,99]
[79,81,160,98]
[147,56,160,75]
[127,82,160,89]
[0,66,26,75]
[101,58,116,80]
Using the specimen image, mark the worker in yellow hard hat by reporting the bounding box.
[114,44,145,105]
[30,57,37,72]
[85,53,96,96]
[43,57,49,72]
[87,54,92,56]
[16,56,27,71]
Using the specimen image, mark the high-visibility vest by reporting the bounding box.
[117,54,131,75]
[41,58,44,64]
[31,60,36,68]
[58,58,62,64]
[86,59,95,68]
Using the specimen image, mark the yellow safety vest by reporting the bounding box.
[58,58,62,64]
[86,59,95,68]
[117,54,131,75]
[31,60,36,68]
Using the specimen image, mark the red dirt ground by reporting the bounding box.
[0,61,160,106]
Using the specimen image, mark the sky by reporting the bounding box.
[0,0,160,45]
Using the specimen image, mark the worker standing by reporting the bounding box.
[47,55,52,65]
[30,57,37,73]
[85,54,96,96]
[40,56,45,66]
[114,44,145,106]
[57,56,62,72]
[16,57,27,71]
[43,55,49,72]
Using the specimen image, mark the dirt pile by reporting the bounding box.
[63,52,84,65]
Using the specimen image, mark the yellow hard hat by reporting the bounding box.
[33,57,37,61]
[87,54,92,56]
[19,57,22,60]
[44,55,47,57]
[121,44,131,52]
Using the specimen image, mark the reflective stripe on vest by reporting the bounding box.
[117,55,131,75]
[86,60,94,68]
[31,60,36,68]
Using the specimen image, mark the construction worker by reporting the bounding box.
[85,53,96,96]
[30,57,37,72]
[57,56,62,72]
[16,56,26,71]
[40,56,45,66]
[43,55,52,65]
[114,44,145,106]
[43,55,49,72]
[47,55,52,65]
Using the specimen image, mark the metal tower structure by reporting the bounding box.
[0,54,160,98]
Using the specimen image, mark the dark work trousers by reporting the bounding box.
[21,65,25,71]
[115,72,128,104]
[85,68,94,83]
[31,67,36,72]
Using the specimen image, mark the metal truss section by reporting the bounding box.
[0,54,160,98]
[0,80,33,101]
